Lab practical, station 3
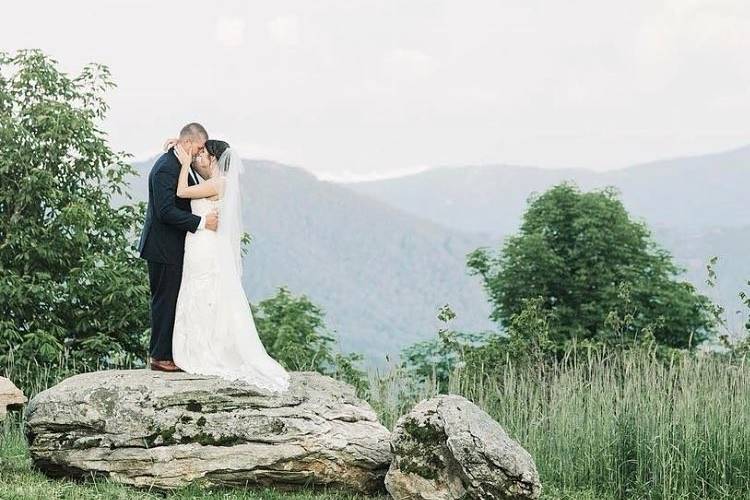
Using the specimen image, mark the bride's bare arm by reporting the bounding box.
[174,145,220,199]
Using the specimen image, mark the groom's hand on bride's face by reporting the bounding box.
[174,144,192,167]
[205,209,219,231]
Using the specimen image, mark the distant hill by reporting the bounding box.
[344,145,750,329]
[344,145,750,235]
[126,158,497,361]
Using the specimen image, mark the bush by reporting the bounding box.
[252,286,367,395]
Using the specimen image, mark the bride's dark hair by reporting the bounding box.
[205,139,230,162]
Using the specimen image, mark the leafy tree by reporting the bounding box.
[252,286,367,392]
[467,183,714,349]
[0,50,149,375]
[252,286,335,371]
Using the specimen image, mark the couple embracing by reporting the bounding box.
[137,123,289,393]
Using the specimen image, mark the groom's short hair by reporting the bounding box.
[179,122,208,141]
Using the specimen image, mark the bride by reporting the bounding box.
[169,138,290,393]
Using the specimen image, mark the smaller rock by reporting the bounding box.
[386,395,541,500]
[0,377,27,421]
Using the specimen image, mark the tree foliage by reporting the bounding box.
[252,286,367,394]
[252,286,335,371]
[0,50,149,372]
[467,183,715,349]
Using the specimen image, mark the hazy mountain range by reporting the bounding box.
[345,145,750,235]
[345,144,750,336]
[128,144,750,360]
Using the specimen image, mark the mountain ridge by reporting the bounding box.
[343,143,750,234]
[342,144,750,331]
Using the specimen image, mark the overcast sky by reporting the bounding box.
[3,0,749,181]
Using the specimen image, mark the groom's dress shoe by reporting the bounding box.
[164,360,185,372]
[149,359,183,372]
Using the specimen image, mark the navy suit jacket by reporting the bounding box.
[138,148,201,264]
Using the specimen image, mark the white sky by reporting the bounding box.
[3,0,750,181]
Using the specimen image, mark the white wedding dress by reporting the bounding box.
[172,149,290,393]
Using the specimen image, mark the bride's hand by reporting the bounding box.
[174,144,192,167]
[163,138,179,151]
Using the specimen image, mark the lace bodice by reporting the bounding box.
[190,198,219,217]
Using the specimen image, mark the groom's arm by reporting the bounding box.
[152,166,202,233]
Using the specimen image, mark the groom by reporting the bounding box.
[138,122,219,372]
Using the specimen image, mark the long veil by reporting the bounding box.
[216,148,244,276]
[210,148,290,393]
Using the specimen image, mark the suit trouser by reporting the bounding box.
[147,260,183,360]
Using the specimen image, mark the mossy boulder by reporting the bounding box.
[385,395,541,499]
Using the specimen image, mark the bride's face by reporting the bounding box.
[193,151,218,178]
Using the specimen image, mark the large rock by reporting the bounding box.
[24,370,391,493]
[385,395,541,500]
[0,376,27,420]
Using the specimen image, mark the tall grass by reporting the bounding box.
[5,347,750,498]
[369,346,750,499]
